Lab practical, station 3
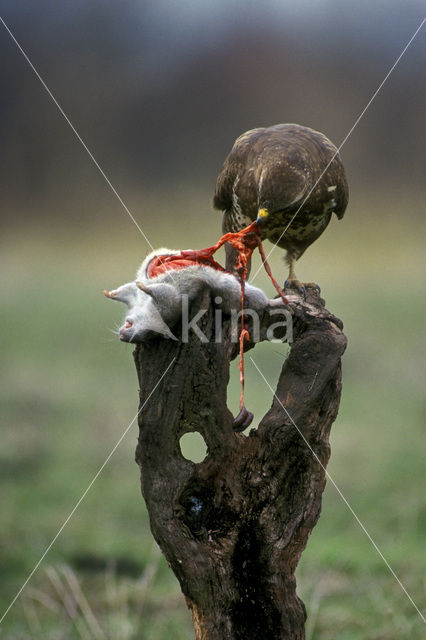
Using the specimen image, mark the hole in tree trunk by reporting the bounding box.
[179,432,208,463]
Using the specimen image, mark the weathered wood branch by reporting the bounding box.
[134,288,346,639]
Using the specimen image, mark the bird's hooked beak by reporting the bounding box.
[256,208,269,225]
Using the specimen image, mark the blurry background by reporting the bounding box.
[1,1,425,638]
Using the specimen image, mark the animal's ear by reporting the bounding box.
[136,282,178,307]
[104,282,138,307]
[136,281,154,296]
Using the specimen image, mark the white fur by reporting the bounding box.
[106,248,275,343]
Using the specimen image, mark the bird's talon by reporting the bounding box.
[284,279,321,299]
[284,278,305,295]
[303,282,321,294]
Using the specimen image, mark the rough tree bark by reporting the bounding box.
[134,288,346,639]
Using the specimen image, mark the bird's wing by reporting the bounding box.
[331,156,349,220]
[213,127,265,212]
[213,162,236,212]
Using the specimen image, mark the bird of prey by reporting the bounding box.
[213,123,348,290]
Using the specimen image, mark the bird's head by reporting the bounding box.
[256,206,270,226]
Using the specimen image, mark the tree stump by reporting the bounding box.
[133,288,346,639]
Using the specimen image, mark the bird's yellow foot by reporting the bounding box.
[304,282,321,293]
[284,279,321,297]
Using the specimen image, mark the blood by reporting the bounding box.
[147,253,226,278]
[147,221,289,428]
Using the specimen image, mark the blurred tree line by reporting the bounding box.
[0,0,424,224]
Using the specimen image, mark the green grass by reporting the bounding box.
[0,194,425,638]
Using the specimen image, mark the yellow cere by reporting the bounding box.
[257,208,269,220]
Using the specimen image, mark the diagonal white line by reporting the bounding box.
[0,357,176,627]
[250,356,426,624]
[250,17,426,283]
[0,15,155,250]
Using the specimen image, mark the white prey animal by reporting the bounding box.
[104,248,282,343]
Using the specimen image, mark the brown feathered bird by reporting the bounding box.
[213,123,348,289]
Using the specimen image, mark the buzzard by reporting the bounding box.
[213,123,348,289]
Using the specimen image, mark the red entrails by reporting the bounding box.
[146,221,289,426]
[147,253,226,278]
